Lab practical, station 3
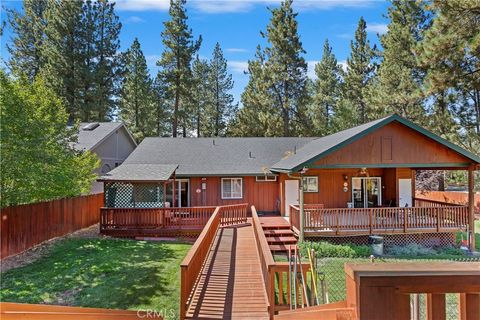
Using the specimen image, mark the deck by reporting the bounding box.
[186,221,269,319]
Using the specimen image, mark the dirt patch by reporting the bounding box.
[1,224,108,273]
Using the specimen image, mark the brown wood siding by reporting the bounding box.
[279,168,413,215]
[188,176,279,213]
[313,122,471,167]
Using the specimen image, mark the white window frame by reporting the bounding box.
[303,176,319,193]
[255,175,277,182]
[221,177,243,199]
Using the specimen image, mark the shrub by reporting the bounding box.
[386,244,437,257]
[299,241,371,258]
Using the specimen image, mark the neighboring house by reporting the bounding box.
[99,115,479,247]
[74,122,137,194]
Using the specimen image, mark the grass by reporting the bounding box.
[0,238,191,320]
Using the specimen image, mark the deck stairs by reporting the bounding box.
[259,216,298,252]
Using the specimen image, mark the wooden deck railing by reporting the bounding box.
[219,203,248,226]
[345,262,480,320]
[414,197,465,208]
[290,204,468,235]
[180,207,221,320]
[251,206,276,318]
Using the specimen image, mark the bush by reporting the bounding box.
[299,241,371,258]
[386,244,437,257]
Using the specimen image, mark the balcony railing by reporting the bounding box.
[290,203,468,235]
[100,204,248,237]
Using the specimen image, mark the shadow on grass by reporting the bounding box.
[0,238,191,314]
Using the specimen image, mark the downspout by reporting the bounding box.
[288,172,305,243]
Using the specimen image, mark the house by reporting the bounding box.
[98,115,479,248]
[74,122,137,193]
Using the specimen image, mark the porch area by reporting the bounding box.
[289,199,469,237]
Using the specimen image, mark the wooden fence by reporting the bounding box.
[415,191,480,214]
[1,193,104,259]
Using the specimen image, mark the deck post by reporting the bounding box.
[299,178,305,243]
[468,167,475,251]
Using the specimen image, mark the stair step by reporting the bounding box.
[267,236,298,244]
[262,225,292,230]
[269,244,289,252]
[264,229,295,236]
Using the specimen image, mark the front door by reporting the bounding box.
[285,180,299,216]
[398,179,412,207]
[352,177,382,208]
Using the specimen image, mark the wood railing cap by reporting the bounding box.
[345,262,480,279]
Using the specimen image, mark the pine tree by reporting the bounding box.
[205,43,237,137]
[152,75,171,137]
[418,0,480,153]
[6,0,48,81]
[92,0,122,120]
[232,46,281,137]
[119,38,156,141]
[368,0,429,123]
[310,39,343,135]
[343,17,376,124]
[190,57,212,137]
[157,0,201,137]
[42,0,84,123]
[234,0,308,137]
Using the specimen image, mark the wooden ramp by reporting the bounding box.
[186,221,269,320]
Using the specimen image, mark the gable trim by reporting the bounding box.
[90,124,137,152]
[271,115,480,173]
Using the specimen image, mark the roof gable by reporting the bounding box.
[73,122,137,151]
[271,115,480,172]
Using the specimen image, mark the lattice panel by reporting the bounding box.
[307,232,456,248]
[104,182,164,208]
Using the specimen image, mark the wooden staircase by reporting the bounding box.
[259,216,298,252]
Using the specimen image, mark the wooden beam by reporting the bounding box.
[459,293,480,320]
[426,294,446,320]
[468,167,475,251]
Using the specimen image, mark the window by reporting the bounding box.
[133,184,159,203]
[303,176,318,192]
[221,178,243,199]
[255,175,277,182]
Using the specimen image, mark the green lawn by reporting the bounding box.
[0,238,191,320]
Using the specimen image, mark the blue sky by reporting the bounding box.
[1,0,390,104]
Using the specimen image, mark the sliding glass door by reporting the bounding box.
[352,177,382,208]
[165,179,190,207]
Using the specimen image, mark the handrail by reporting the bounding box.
[414,197,465,207]
[219,203,248,226]
[292,205,469,235]
[180,207,221,320]
[251,206,276,319]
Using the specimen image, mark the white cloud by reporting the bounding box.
[226,48,249,53]
[228,61,249,74]
[125,16,146,23]
[116,0,376,13]
[115,0,169,11]
[367,23,388,35]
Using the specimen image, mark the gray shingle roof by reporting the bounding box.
[73,122,124,151]
[123,137,315,176]
[99,164,178,182]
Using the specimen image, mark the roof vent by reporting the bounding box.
[82,122,100,131]
[249,151,255,159]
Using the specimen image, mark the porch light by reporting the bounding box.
[300,167,309,175]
